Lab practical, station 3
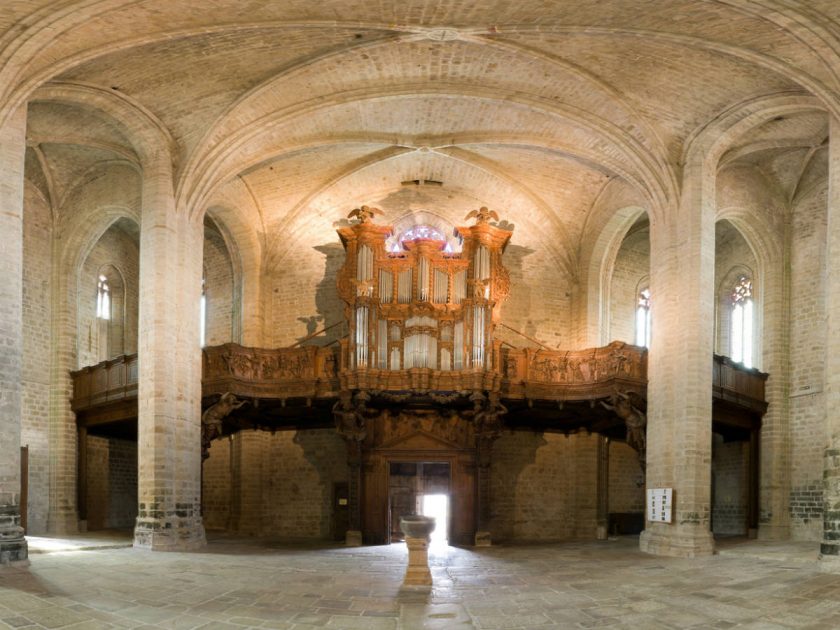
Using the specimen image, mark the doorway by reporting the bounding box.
[388,461,450,543]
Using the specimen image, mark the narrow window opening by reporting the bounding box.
[635,287,651,348]
[730,276,753,368]
[96,274,111,320]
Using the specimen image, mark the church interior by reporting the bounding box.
[3,1,840,628]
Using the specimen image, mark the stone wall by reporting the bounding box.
[714,220,758,360]
[204,224,235,346]
[609,224,649,345]
[203,428,347,539]
[202,438,231,531]
[85,435,137,530]
[490,431,598,542]
[608,440,645,514]
[77,222,139,369]
[789,187,828,541]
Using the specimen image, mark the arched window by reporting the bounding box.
[96,274,111,320]
[200,277,207,348]
[635,287,651,348]
[729,275,754,367]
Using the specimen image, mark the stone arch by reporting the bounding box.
[579,203,648,347]
[30,81,175,171]
[201,201,263,346]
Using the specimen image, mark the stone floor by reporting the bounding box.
[2,535,840,629]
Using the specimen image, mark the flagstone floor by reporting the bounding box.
[1,535,839,629]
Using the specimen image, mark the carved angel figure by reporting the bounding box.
[347,205,383,223]
[464,206,500,224]
[201,392,248,459]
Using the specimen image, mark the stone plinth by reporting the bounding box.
[400,515,435,586]
[345,530,363,547]
[0,507,27,567]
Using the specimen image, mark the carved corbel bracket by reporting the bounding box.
[201,392,248,460]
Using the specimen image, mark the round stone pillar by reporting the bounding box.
[0,105,28,566]
[820,115,840,572]
[134,155,206,550]
[639,158,716,558]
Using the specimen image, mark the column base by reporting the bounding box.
[639,525,715,558]
[596,524,608,540]
[819,546,840,573]
[134,516,206,551]
[474,530,492,546]
[0,526,28,567]
[345,530,363,547]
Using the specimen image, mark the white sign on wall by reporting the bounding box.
[647,488,673,523]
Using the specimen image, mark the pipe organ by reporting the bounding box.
[336,207,512,376]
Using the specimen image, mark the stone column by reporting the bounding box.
[134,154,206,550]
[820,115,840,571]
[0,105,28,567]
[639,157,716,558]
[757,243,791,540]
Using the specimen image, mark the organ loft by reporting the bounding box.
[70,205,766,548]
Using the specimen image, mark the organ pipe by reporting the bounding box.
[378,319,387,369]
[419,257,429,301]
[379,270,393,303]
[434,269,448,303]
[453,270,466,304]
[355,306,369,367]
[454,321,464,370]
[398,269,412,303]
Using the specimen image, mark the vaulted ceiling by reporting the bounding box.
[8,0,839,275]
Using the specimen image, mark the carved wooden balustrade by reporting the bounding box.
[71,342,766,434]
[71,353,139,426]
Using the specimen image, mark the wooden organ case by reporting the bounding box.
[335,207,512,545]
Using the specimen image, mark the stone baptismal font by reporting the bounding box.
[400,515,436,586]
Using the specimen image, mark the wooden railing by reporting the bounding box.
[70,353,138,412]
[712,354,768,414]
[69,343,769,419]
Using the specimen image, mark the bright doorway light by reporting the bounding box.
[421,494,448,544]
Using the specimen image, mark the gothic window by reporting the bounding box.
[635,287,651,348]
[729,275,753,367]
[96,274,111,320]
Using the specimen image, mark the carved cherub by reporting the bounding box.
[464,207,500,224]
[347,205,383,224]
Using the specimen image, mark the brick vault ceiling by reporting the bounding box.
[10,0,838,268]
